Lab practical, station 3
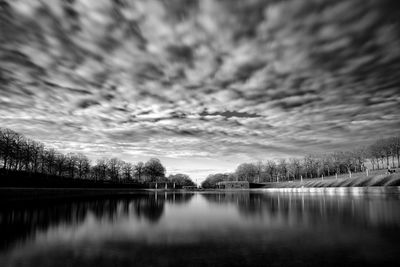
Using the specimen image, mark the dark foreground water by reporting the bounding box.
[1,188,400,267]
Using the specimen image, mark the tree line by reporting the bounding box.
[0,128,195,186]
[201,136,400,188]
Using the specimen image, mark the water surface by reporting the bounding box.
[1,189,400,267]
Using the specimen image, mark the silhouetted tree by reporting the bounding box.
[143,158,165,182]
[55,153,67,176]
[76,153,90,179]
[0,128,19,170]
[134,161,144,181]
[122,162,133,181]
[66,153,77,179]
[168,173,195,186]
[107,157,123,181]
[201,173,228,188]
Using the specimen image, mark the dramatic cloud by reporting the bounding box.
[1,0,400,180]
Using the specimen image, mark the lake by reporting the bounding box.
[1,188,400,267]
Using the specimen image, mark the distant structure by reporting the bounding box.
[217,181,249,189]
[182,186,197,190]
[387,165,396,174]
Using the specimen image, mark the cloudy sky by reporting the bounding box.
[1,0,400,181]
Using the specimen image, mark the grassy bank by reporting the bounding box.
[265,173,400,188]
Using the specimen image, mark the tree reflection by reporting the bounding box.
[0,192,194,250]
[133,194,164,223]
[165,192,194,204]
[201,191,400,229]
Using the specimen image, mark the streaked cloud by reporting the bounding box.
[1,0,399,180]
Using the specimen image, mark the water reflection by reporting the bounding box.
[201,190,400,229]
[0,192,194,249]
[0,189,400,267]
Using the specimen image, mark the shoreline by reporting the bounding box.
[1,173,399,201]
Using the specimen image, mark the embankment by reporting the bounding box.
[265,173,400,188]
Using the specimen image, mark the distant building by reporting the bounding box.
[216,181,249,189]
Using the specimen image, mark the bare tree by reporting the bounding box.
[122,162,133,181]
[277,159,288,182]
[288,158,301,180]
[255,161,263,183]
[76,153,90,179]
[45,149,57,175]
[31,141,43,173]
[266,160,277,182]
[0,128,19,170]
[67,153,78,179]
[235,163,258,182]
[134,161,144,181]
[107,157,123,181]
[388,136,400,168]
[55,153,67,176]
[303,155,314,179]
[92,159,107,181]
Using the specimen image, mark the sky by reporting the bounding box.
[1,0,400,181]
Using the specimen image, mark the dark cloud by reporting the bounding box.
[77,99,100,109]
[200,110,260,119]
[166,44,194,65]
[1,0,400,179]
[161,0,199,22]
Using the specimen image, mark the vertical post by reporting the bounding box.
[173,182,175,189]
[165,183,167,190]
[155,182,158,189]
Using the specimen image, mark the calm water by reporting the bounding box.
[1,189,400,267]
